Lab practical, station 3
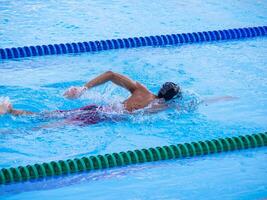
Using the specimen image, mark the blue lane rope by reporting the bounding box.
[0,26,266,60]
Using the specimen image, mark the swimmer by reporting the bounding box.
[0,71,236,126]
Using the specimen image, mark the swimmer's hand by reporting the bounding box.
[63,86,87,99]
[202,96,238,105]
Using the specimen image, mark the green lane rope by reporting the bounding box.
[0,132,266,185]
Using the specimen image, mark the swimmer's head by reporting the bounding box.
[157,82,182,101]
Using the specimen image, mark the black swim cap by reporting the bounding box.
[158,82,181,101]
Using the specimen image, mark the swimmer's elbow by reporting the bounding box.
[105,71,114,77]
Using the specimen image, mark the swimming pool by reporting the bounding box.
[0,0,267,199]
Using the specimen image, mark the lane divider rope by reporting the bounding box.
[0,132,266,185]
[0,26,266,60]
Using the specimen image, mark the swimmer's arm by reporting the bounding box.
[64,71,148,99]
[202,96,238,105]
[84,71,143,93]
[144,103,169,114]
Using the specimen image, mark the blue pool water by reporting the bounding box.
[0,0,267,199]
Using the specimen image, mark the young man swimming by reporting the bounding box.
[0,71,236,126]
[0,71,182,125]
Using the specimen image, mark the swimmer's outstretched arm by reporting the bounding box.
[202,96,238,105]
[64,71,149,99]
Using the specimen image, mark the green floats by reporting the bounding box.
[0,132,266,185]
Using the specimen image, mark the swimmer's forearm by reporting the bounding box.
[84,71,113,89]
[84,71,138,93]
[202,96,238,105]
[64,72,114,99]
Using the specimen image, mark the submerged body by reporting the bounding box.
[51,98,167,126]
[55,104,107,125]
